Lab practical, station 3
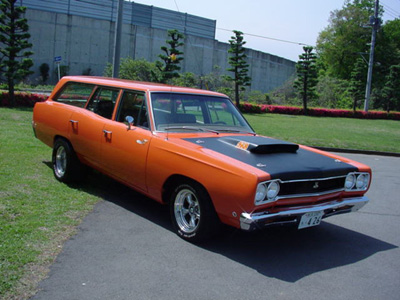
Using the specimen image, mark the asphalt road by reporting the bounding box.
[31,153,400,300]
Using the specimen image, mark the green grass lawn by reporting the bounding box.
[245,113,400,153]
[0,108,101,299]
[0,107,399,299]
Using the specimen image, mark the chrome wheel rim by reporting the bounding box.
[55,146,67,178]
[174,189,200,234]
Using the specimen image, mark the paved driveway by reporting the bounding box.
[31,153,400,300]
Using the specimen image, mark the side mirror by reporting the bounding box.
[125,115,134,130]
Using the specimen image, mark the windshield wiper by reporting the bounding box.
[163,126,220,135]
[214,129,256,135]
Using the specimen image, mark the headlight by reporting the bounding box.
[356,173,369,190]
[345,173,356,190]
[267,181,280,200]
[255,183,267,203]
[255,180,280,205]
[345,172,370,191]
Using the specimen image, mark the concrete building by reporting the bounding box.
[17,0,295,92]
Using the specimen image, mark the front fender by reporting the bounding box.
[145,136,266,227]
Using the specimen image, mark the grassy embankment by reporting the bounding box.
[0,107,399,299]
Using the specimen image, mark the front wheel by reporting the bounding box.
[52,139,82,183]
[170,181,219,243]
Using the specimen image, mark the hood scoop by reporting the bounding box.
[221,137,299,154]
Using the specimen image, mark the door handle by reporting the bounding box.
[70,120,78,131]
[136,139,148,145]
[103,129,112,138]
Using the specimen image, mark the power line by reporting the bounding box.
[217,27,310,46]
[382,7,399,18]
[381,1,400,18]
[173,0,180,12]
[382,2,400,14]
[163,0,311,49]
[383,9,398,18]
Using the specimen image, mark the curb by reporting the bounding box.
[314,146,400,158]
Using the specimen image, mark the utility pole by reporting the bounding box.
[364,0,379,112]
[112,0,123,78]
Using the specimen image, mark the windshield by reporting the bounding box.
[150,92,254,133]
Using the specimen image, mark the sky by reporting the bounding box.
[130,0,400,61]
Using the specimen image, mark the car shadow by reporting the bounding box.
[43,161,397,283]
[199,223,397,282]
[43,161,171,229]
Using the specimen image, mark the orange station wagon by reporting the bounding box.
[32,76,372,242]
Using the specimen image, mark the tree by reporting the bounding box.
[381,64,400,112]
[316,75,353,109]
[380,19,400,51]
[0,0,33,106]
[201,65,232,93]
[316,1,400,111]
[155,29,184,83]
[373,19,400,89]
[348,57,367,111]
[294,46,318,115]
[171,72,199,88]
[104,58,161,82]
[226,30,251,107]
[316,0,377,80]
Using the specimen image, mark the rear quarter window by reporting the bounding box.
[54,82,95,107]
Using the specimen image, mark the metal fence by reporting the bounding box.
[17,0,216,39]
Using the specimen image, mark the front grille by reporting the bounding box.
[269,176,347,201]
[279,177,345,197]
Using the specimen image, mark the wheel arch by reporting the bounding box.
[53,134,71,147]
[162,174,211,205]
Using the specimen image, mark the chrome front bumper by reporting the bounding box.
[240,196,369,231]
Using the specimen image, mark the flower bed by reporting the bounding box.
[239,103,400,121]
[0,92,47,107]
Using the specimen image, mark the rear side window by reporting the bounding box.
[86,87,120,119]
[54,83,94,107]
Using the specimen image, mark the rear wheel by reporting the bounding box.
[170,181,219,243]
[52,139,82,183]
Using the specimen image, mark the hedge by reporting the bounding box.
[1,92,399,121]
[239,103,400,121]
[0,92,47,107]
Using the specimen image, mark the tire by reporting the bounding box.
[52,138,82,183]
[169,180,220,243]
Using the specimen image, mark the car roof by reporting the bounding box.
[58,76,228,97]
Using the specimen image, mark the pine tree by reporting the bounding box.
[0,0,34,106]
[381,64,400,113]
[294,46,318,115]
[155,29,184,83]
[349,57,367,112]
[226,30,251,107]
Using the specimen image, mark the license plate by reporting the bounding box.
[298,211,323,229]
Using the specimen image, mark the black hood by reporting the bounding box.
[184,135,357,181]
